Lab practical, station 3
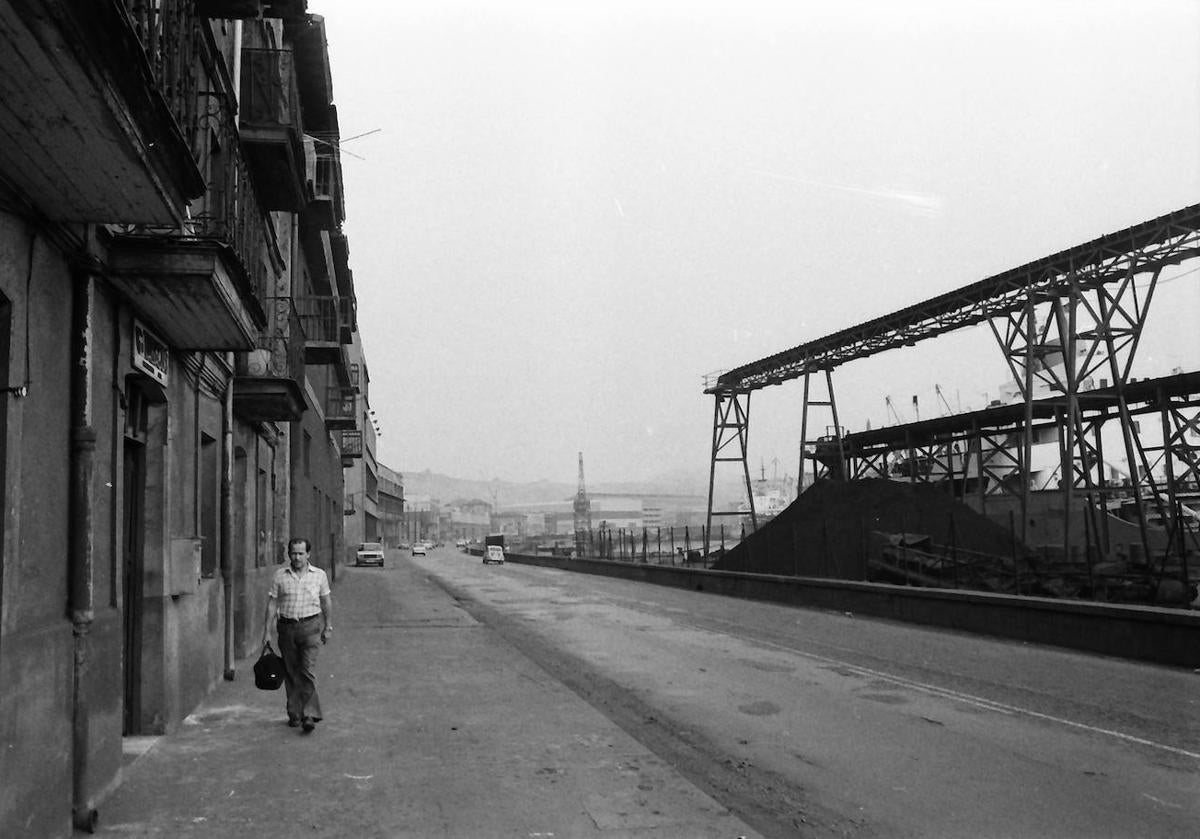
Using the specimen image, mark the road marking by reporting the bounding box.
[741,634,1200,761]
[1141,793,1182,809]
[464,563,1200,762]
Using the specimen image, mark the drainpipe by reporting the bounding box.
[221,361,235,679]
[223,21,241,674]
[69,255,99,832]
[232,21,244,109]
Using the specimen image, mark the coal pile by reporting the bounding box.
[711,478,1025,580]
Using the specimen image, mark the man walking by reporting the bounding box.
[262,537,333,733]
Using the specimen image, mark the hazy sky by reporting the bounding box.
[313,0,1200,487]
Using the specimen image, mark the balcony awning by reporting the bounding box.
[0,0,203,223]
[107,238,263,350]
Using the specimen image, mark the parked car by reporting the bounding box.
[482,545,505,565]
[355,542,385,567]
[411,543,427,556]
[455,539,467,549]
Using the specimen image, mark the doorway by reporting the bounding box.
[121,381,151,735]
[121,438,146,735]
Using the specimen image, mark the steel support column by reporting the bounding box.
[704,388,755,557]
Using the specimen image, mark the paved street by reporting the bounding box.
[85,546,1200,838]
[415,549,1200,838]
[87,549,759,838]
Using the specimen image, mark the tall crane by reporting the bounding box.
[573,452,591,556]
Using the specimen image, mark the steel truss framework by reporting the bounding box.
[704,203,1200,584]
[704,389,758,551]
[840,376,1200,563]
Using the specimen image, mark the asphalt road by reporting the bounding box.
[413,547,1200,839]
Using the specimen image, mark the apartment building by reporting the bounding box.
[0,3,364,835]
[377,463,406,548]
[342,334,379,558]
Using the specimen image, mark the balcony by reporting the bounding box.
[240,48,307,212]
[197,0,308,18]
[0,0,204,223]
[233,299,306,422]
[325,386,358,431]
[330,231,356,300]
[295,296,353,364]
[107,107,276,350]
[300,218,336,294]
[345,362,362,393]
[304,143,344,231]
[339,429,363,459]
[196,0,261,16]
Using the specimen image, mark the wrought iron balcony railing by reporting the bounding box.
[246,298,306,380]
[232,298,306,421]
[315,150,339,200]
[340,429,364,458]
[294,296,354,345]
[326,386,358,430]
[113,2,277,306]
[125,0,205,160]
[241,47,301,134]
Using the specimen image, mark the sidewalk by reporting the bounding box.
[86,553,760,838]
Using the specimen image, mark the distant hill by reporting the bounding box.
[397,468,742,508]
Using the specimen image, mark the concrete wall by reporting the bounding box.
[0,216,77,837]
[504,553,1199,669]
[290,385,345,581]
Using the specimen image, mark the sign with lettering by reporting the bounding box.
[133,321,169,387]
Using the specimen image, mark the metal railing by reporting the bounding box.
[501,526,728,567]
[295,296,353,343]
[244,298,306,381]
[326,386,358,424]
[314,150,339,199]
[115,2,274,305]
[240,48,300,131]
[340,429,364,458]
[126,0,204,151]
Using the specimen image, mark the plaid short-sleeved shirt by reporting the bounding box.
[269,563,330,620]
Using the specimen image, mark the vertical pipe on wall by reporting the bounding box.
[68,255,99,832]
[221,361,235,680]
[232,22,243,110]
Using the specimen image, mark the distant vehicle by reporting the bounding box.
[455,539,467,549]
[483,533,505,565]
[411,543,427,556]
[355,542,385,568]
[398,542,410,550]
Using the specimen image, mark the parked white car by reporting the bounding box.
[355,542,385,567]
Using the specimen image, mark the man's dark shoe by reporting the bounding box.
[301,717,316,733]
[287,717,299,728]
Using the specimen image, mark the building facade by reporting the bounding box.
[0,4,364,835]
[341,334,379,559]
[377,463,406,547]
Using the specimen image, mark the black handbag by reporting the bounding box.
[253,643,285,690]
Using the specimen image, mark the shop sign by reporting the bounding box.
[133,320,169,387]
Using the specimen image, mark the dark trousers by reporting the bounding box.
[277,617,324,721]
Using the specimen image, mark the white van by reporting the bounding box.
[483,545,505,565]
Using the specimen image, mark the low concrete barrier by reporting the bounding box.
[503,552,1199,669]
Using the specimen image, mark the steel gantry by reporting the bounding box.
[703,203,1200,574]
[703,381,757,554]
